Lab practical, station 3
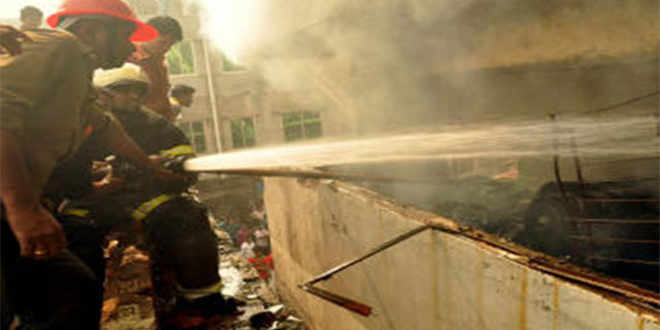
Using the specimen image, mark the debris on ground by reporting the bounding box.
[102,243,156,330]
[101,238,307,330]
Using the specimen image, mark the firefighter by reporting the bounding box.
[170,84,196,121]
[128,15,184,122]
[56,64,243,327]
[0,0,187,328]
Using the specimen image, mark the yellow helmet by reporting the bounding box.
[93,63,151,89]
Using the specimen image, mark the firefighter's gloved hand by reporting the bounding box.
[0,25,31,56]
[5,204,68,259]
[148,155,196,190]
[150,154,189,174]
[90,176,125,200]
[150,166,194,191]
[91,161,112,181]
[161,155,189,174]
[148,154,166,166]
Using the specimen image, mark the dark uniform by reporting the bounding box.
[53,105,222,324]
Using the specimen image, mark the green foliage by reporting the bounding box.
[167,41,195,75]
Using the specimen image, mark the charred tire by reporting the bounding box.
[524,197,576,259]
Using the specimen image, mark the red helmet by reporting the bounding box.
[46,0,158,42]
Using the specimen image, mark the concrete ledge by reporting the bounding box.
[265,177,659,330]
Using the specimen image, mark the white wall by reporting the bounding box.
[265,177,660,330]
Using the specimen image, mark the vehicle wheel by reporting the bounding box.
[523,197,577,259]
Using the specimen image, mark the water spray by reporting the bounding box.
[185,112,659,178]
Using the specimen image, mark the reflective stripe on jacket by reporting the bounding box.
[131,194,176,222]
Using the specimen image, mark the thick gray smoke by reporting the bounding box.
[193,0,660,289]
[239,0,658,134]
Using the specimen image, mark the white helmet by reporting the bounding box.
[93,63,151,89]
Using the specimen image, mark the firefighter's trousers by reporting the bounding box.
[142,196,221,294]
[1,219,102,330]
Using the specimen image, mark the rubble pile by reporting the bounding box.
[366,176,534,240]
[100,239,307,330]
[102,243,156,330]
[210,241,307,330]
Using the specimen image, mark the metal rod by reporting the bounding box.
[586,256,660,266]
[202,38,223,152]
[570,131,586,192]
[549,113,586,257]
[569,236,660,245]
[298,225,430,317]
[568,128,595,264]
[550,114,570,205]
[582,90,660,115]
[304,225,431,286]
[299,285,373,317]
[201,168,448,186]
[569,218,660,225]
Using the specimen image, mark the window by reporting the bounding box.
[231,118,256,149]
[166,40,195,75]
[179,121,207,153]
[282,112,323,142]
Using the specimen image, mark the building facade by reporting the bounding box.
[125,0,348,155]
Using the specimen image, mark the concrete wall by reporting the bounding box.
[264,177,660,330]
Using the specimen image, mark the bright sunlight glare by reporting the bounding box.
[0,0,59,19]
[195,0,262,63]
[1,0,262,64]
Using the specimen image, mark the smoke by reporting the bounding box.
[186,0,660,198]
[208,0,660,198]
[190,0,264,62]
[187,0,659,287]
[220,0,659,135]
